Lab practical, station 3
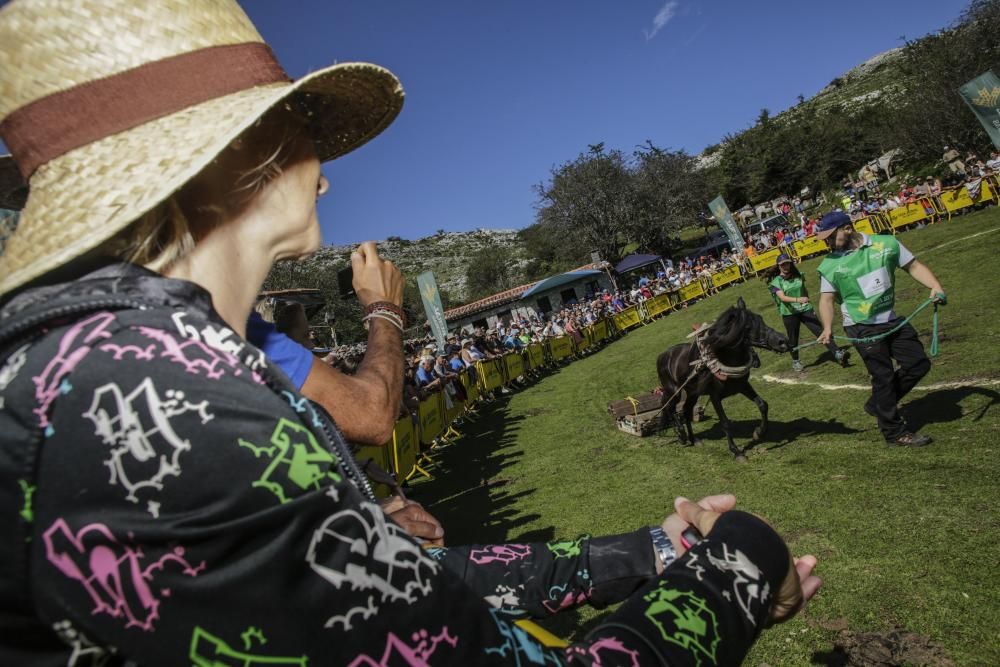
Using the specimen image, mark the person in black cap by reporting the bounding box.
[768,252,847,372]
[814,211,946,447]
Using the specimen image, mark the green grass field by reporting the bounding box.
[415,209,1000,666]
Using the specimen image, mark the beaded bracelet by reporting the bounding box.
[362,311,403,332]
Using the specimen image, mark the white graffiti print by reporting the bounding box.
[171,311,267,373]
[83,377,213,514]
[705,543,771,626]
[52,619,115,667]
[0,343,29,410]
[484,584,523,611]
[307,501,440,629]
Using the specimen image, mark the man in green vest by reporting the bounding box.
[815,211,945,447]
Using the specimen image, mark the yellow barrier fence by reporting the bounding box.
[710,264,742,288]
[549,335,575,361]
[853,217,878,234]
[937,182,994,219]
[791,236,827,260]
[477,358,504,392]
[676,281,705,303]
[390,415,429,481]
[592,319,609,342]
[749,248,782,273]
[417,391,444,447]
[526,343,545,370]
[612,304,644,331]
[643,293,672,319]
[354,443,393,499]
[504,351,525,381]
[888,200,935,231]
[461,367,480,404]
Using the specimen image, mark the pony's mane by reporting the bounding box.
[705,306,749,349]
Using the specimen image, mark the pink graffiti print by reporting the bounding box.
[33,312,116,430]
[132,327,256,382]
[564,636,641,667]
[43,518,205,631]
[469,544,532,565]
[542,589,590,614]
[347,627,458,667]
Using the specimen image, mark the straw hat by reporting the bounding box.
[0,0,404,295]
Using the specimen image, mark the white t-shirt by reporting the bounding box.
[819,234,915,326]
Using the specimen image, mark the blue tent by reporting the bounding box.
[614,253,662,274]
[520,269,603,299]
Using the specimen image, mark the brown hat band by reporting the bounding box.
[0,42,290,180]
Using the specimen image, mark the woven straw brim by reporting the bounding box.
[0,62,403,296]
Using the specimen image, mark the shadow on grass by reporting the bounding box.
[410,396,554,546]
[690,415,863,451]
[903,386,999,432]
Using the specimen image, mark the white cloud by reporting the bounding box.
[644,1,679,41]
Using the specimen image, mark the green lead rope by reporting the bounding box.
[795,294,946,357]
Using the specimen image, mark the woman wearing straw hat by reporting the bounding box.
[0,1,818,663]
[767,253,848,372]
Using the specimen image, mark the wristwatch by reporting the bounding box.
[648,526,677,570]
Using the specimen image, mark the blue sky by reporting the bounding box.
[7,2,965,246]
[243,0,963,246]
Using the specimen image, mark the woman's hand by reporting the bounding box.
[351,241,404,308]
[673,498,822,626]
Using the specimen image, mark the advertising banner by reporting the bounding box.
[710,265,742,288]
[958,71,1000,149]
[708,195,744,250]
[417,271,448,354]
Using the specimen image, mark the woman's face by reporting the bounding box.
[255,138,329,260]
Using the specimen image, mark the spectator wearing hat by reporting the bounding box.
[768,253,847,372]
[815,212,945,447]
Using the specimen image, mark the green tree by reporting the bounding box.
[463,241,523,301]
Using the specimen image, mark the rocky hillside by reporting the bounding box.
[297,228,527,302]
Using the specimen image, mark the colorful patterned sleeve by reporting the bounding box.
[17,314,789,666]
[426,529,658,619]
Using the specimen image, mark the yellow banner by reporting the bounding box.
[592,319,608,341]
[710,265,742,288]
[677,281,705,302]
[853,217,876,234]
[390,416,417,480]
[477,359,504,391]
[888,201,932,228]
[749,248,782,273]
[549,335,574,360]
[355,443,392,499]
[791,236,827,259]
[644,293,672,317]
[612,305,643,331]
[526,343,545,369]
[417,392,443,445]
[938,183,993,212]
[504,352,525,380]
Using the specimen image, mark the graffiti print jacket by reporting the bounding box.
[0,264,790,665]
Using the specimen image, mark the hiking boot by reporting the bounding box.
[791,360,804,372]
[835,349,849,367]
[889,432,933,447]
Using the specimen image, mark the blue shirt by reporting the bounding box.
[415,366,436,387]
[245,311,313,389]
[449,358,465,371]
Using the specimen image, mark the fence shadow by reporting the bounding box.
[412,399,555,546]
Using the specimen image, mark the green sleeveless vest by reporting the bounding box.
[817,235,901,324]
[769,275,812,317]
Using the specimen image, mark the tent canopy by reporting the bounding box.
[614,253,662,274]
[520,269,602,299]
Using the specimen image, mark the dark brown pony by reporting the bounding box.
[656,297,789,460]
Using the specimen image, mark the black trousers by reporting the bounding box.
[782,311,839,361]
[845,319,931,440]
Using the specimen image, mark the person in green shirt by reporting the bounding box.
[815,211,945,447]
[768,253,847,372]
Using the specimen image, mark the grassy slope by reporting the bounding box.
[415,208,1000,666]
